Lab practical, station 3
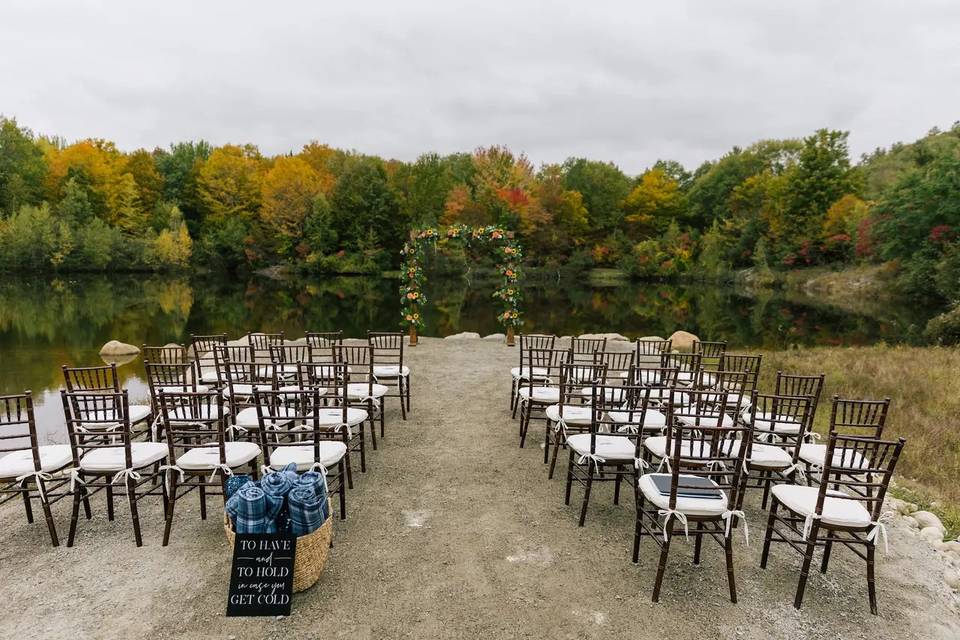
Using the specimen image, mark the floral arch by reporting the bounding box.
[399,225,523,345]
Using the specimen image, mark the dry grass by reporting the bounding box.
[757,345,960,536]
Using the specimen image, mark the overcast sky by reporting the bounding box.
[2,0,958,174]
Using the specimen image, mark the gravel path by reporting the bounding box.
[1,338,957,639]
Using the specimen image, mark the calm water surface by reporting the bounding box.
[0,273,936,443]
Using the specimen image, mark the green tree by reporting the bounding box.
[329,156,403,259]
[561,158,632,234]
[0,117,47,215]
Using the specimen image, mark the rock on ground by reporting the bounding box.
[668,330,700,352]
[444,332,481,340]
[578,333,629,342]
[483,333,506,341]
[98,340,139,356]
[912,511,944,531]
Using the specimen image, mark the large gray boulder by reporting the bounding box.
[668,330,700,352]
[445,332,481,340]
[99,340,139,356]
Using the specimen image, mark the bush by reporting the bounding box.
[924,304,960,345]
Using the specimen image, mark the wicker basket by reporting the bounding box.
[224,515,333,593]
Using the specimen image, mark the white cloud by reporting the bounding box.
[2,0,957,173]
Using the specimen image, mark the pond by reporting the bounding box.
[0,272,937,444]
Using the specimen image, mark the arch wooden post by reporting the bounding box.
[409,324,418,347]
[506,326,515,347]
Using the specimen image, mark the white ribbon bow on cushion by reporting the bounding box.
[576,452,606,473]
[157,464,185,495]
[657,508,690,542]
[208,463,234,483]
[866,511,894,554]
[722,509,749,545]
[15,470,53,502]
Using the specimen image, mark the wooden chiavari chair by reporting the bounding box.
[641,388,737,473]
[694,340,727,382]
[62,363,153,438]
[215,345,278,436]
[333,345,386,449]
[738,392,812,507]
[517,347,570,449]
[368,331,411,420]
[510,333,556,417]
[61,390,167,546]
[761,433,906,614]
[157,390,260,545]
[0,391,76,545]
[545,361,606,478]
[295,362,365,485]
[660,352,702,387]
[564,382,660,526]
[269,343,313,384]
[254,388,348,519]
[247,331,285,354]
[141,344,188,365]
[770,372,825,436]
[190,333,227,387]
[144,360,206,440]
[571,336,607,363]
[634,389,750,603]
[798,396,890,482]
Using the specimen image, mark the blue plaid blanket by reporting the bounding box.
[225,474,252,500]
[287,485,327,536]
[261,463,297,499]
[225,483,284,535]
[297,471,330,522]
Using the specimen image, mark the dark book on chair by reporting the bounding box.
[652,474,723,500]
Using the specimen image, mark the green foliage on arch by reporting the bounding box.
[399,224,523,330]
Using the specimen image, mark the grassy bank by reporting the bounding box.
[757,345,960,536]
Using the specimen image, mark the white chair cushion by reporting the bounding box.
[545,404,592,425]
[722,441,792,469]
[567,433,637,461]
[798,444,869,470]
[79,442,168,473]
[77,404,151,428]
[256,364,299,378]
[771,484,871,529]
[163,404,230,423]
[234,406,299,428]
[578,386,628,402]
[609,408,667,429]
[199,368,220,384]
[176,442,261,471]
[676,413,734,429]
[517,386,560,403]
[510,366,549,380]
[268,441,348,471]
[345,383,389,399]
[222,383,273,398]
[0,445,73,479]
[317,407,367,428]
[645,388,690,406]
[156,384,210,394]
[374,365,410,378]
[745,410,803,434]
[644,436,712,461]
[638,473,729,517]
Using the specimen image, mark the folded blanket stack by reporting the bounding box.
[224,463,330,536]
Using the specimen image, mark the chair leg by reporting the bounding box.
[106,484,115,521]
[37,483,59,547]
[359,430,367,473]
[867,542,878,614]
[613,466,622,505]
[578,466,593,527]
[548,431,563,479]
[128,477,143,547]
[760,499,779,569]
[380,404,385,439]
[67,487,82,547]
[344,447,355,489]
[820,531,834,573]
[542,421,551,464]
[693,522,704,565]
[760,471,772,509]
[405,373,411,414]
[511,384,520,420]
[338,461,347,520]
[564,449,574,505]
[21,488,34,523]
[163,476,179,546]
[724,532,738,603]
[399,379,407,421]
[793,522,820,610]
[519,403,530,448]
[199,483,207,520]
[81,485,92,520]
[633,485,645,564]
[652,528,673,602]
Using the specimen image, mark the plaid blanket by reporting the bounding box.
[225,474,252,500]
[261,463,297,499]
[287,485,327,536]
[225,483,283,535]
[297,471,330,522]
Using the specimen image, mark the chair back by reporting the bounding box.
[368,331,404,369]
[635,338,672,364]
[746,392,813,462]
[522,347,570,394]
[157,390,230,467]
[694,340,727,373]
[142,344,187,365]
[190,334,227,379]
[305,331,343,363]
[62,364,120,393]
[818,433,905,522]
[829,396,890,439]
[774,372,824,431]
[571,336,607,362]
[296,362,348,397]
[593,381,665,439]
[660,352,702,384]
[596,350,634,382]
[253,388,334,467]
[720,353,762,376]
[558,362,606,406]
[0,392,40,477]
[518,334,556,368]
[60,390,134,469]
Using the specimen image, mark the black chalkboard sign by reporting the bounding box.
[227,534,297,617]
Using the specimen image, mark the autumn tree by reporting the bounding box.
[260,156,322,255]
[622,167,684,239]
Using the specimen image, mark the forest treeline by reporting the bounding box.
[0,116,958,305]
